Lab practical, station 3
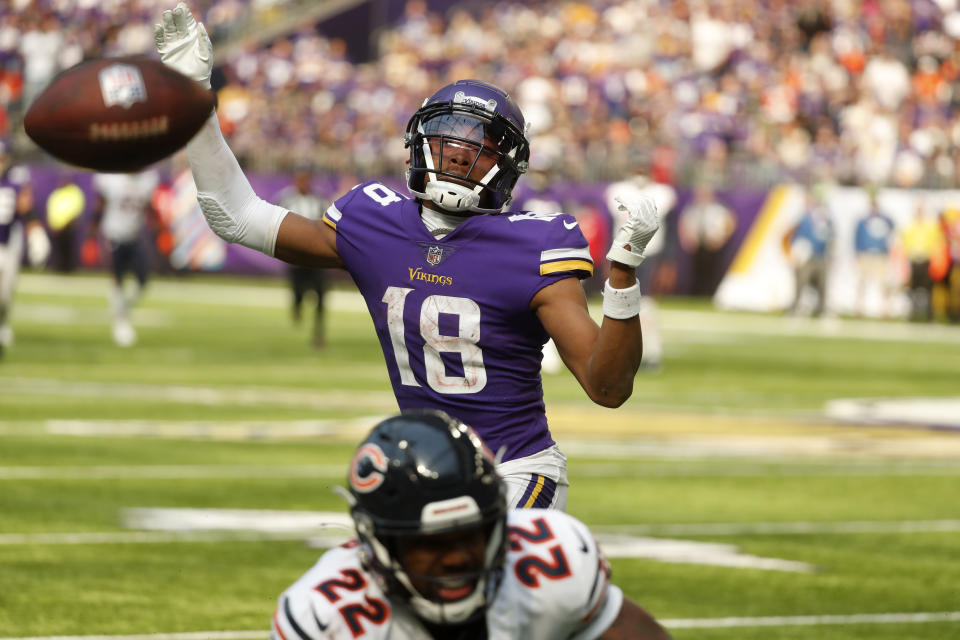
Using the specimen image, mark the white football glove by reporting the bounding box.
[606,195,660,268]
[154,3,212,89]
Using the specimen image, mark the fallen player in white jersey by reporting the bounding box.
[271,411,672,640]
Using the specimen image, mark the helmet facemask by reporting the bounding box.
[405,93,530,215]
[355,506,506,625]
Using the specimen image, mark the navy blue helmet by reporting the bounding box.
[346,410,507,625]
[404,80,530,215]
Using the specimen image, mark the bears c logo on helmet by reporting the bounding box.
[349,443,388,493]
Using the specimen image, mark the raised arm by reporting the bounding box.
[533,196,658,407]
[154,3,341,268]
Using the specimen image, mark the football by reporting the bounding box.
[24,56,215,173]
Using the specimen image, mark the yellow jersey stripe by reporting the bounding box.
[540,259,594,276]
[523,474,545,508]
[322,217,337,230]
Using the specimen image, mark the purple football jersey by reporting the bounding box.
[324,181,593,461]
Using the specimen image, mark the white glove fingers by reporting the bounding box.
[161,10,177,39]
[153,23,165,50]
[172,3,194,37]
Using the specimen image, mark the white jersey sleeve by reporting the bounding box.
[271,541,398,640]
[488,509,623,640]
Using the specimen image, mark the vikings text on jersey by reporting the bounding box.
[322,182,593,463]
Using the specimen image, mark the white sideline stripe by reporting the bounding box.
[13,304,172,327]
[0,531,315,545]
[601,519,960,536]
[574,461,960,476]
[0,464,346,480]
[24,507,817,572]
[0,632,265,640]
[20,274,960,342]
[826,397,960,429]
[18,274,368,312]
[2,612,958,639]
[0,378,397,411]
[42,419,382,441]
[663,611,960,629]
[3,460,960,481]
[563,436,960,459]
[658,309,960,344]
[5,519,960,546]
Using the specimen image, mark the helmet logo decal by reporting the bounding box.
[349,443,388,493]
[453,91,497,113]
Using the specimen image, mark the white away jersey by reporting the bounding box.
[93,171,159,243]
[271,509,622,640]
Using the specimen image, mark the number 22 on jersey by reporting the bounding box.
[382,286,487,395]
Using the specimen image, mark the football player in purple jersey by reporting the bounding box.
[0,141,47,359]
[156,4,659,509]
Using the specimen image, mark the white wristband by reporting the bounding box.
[602,279,642,319]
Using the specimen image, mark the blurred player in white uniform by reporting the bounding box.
[90,170,160,346]
[0,141,48,359]
[272,411,672,640]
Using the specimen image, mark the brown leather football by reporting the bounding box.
[24,56,215,173]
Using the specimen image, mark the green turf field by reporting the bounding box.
[1,272,959,639]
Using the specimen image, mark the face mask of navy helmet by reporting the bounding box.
[341,410,508,626]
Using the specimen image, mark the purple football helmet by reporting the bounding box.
[404,80,530,215]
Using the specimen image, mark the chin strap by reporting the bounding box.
[424,181,480,212]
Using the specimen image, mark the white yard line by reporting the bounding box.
[663,611,960,628]
[0,378,397,411]
[2,612,959,639]
[2,460,959,481]
[3,519,960,546]
[0,464,346,480]
[658,309,960,344]
[573,460,960,476]
[37,419,381,440]
[19,274,960,342]
[0,633,266,640]
[12,304,172,327]
[18,274,367,312]
[0,531,310,545]
[601,519,960,536]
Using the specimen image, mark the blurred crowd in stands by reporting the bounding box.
[4,0,960,189]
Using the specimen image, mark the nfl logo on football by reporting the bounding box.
[427,245,443,266]
[99,64,147,109]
